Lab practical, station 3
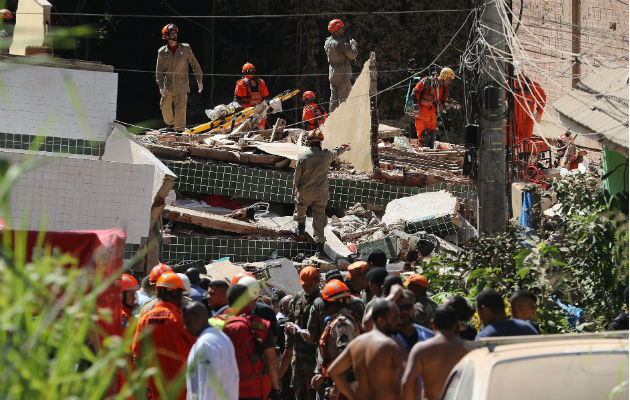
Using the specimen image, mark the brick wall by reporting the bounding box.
[0,61,117,142]
[512,0,628,118]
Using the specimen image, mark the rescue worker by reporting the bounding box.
[293,129,350,256]
[302,91,328,131]
[324,19,358,112]
[138,262,173,316]
[509,60,546,143]
[155,23,203,132]
[406,274,438,330]
[344,261,369,300]
[0,8,14,55]
[121,274,140,330]
[285,266,321,400]
[234,62,270,128]
[132,272,195,400]
[412,67,454,148]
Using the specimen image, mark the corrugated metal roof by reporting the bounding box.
[553,64,629,150]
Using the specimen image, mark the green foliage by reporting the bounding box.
[424,171,628,334]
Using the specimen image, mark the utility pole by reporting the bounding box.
[477,0,507,234]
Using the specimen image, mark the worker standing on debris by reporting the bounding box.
[156,23,203,133]
[412,67,454,148]
[132,272,195,400]
[302,91,328,130]
[293,129,350,256]
[234,62,270,128]
[509,60,546,143]
[324,19,358,112]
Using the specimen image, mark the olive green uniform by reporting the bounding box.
[287,290,320,400]
[414,296,439,329]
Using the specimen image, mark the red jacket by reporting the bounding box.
[413,76,448,111]
[234,77,269,108]
[512,74,546,117]
[302,103,328,130]
[132,301,195,400]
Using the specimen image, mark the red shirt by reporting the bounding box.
[234,77,269,108]
[132,301,195,400]
[168,44,177,54]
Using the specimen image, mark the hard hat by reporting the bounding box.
[0,9,12,20]
[161,23,178,40]
[230,271,255,286]
[302,91,316,102]
[306,129,324,142]
[242,62,256,74]
[122,274,140,292]
[405,274,429,288]
[177,273,191,295]
[439,67,455,80]
[156,272,185,290]
[299,266,319,285]
[347,261,368,276]
[328,19,344,32]
[238,276,261,299]
[149,262,173,285]
[513,60,524,75]
[321,279,351,302]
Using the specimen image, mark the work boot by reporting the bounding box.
[314,242,325,258]
[296,221,305,236]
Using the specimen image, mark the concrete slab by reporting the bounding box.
[305,219,354,262]
[205,258,245,282]
[382,190,458,226]
[264,258,301,295]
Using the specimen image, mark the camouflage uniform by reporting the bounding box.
[288,290,320,400]
[414,296,439,329]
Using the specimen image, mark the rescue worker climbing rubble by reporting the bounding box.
[412,67,454,148]
[293,129,350,257]
[234,62,271,128]
[509,60,546,143]
[302,90,328,131]
[155,23,203,132]
[324,19,358,112]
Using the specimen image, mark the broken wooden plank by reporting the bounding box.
[143,143,189,159]
[163,205,292,236]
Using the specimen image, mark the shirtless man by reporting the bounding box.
[328,299,406,400]
[401,305,469,400]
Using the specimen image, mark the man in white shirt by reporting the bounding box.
[184,302,239,400]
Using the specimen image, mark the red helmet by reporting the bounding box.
[230,271,255,286]
[302,91,316,102]
[328,19,344,32]
[0,9,12,20]
[122,274,140,292]
[242,62,256,75]
[161,23,178,40]
[156,272,185,290]
[321,279,351,302]
[149,262,173,285]
[306,129,324,142]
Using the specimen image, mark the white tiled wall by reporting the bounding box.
[0,150,153,245]
[0,62,117,141]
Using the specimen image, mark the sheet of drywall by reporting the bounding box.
[321,59,373,173]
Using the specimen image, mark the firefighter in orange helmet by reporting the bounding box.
[412,67,455,148]
[509,61,546,143]
[137,262,173,316]
[156,23,203,132]
[234,62,270,128]
[302,90,328,130]
[132,272,195,400]
[121,274,140,330]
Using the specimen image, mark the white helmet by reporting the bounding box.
[238,276,261,299]
[177,273,191,295]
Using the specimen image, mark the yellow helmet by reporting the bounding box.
[439,67,455,80]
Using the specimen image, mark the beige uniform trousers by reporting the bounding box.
[294,192,328,244]
[160,92,187,131]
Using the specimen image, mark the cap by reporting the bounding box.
[299,266,319,285]
[325,269,343,283]
[406,274,429,288]
[365,248,387,268]
[366,267,388,286]
[347,261,368,276]
[209,279,229,288]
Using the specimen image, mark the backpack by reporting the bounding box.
[319,312,361,377]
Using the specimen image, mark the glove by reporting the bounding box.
[269,388,281,400]
[198,83,203,93]
[269,98,282,113]
[159,88,165,96]
[535,112,542,123]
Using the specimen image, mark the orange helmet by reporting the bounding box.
[306,129,324,142]
[328,19,344,32]
[302,91,316,102]
[161,23,178,40]
[149,263,173,285]
[230,271,255,286]
[122,274,140,292]
[242,62,256,75]
[321,279,351,302]
[156,272,185,290]
[0,9,12,20]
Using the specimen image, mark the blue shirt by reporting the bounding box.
[476,318,539,340]
[189,284,205,302]
[395,324,434,399]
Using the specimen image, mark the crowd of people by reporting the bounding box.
[115,244,628,400]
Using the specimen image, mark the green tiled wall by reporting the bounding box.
[356,235,398,260]
[0,132,105,156]
[405,215,458,237]
[160,236,317,263]
[165,161,477,210]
